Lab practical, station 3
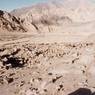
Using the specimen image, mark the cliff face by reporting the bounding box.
[0,10,26,32]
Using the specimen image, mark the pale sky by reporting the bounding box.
[0,0,48,11]
[0,0,95,11]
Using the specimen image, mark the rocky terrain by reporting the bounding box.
[1,42,95,95]
[0,10,26,32]
[1,0,95,95]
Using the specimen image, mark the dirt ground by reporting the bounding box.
[0,29,95,95]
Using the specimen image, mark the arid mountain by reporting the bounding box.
[0,0,94,32]
[0,10,26,32]
[10,0,95,32]
[62,0,95,22]
[11,0,95,22]
[11,1,73,32]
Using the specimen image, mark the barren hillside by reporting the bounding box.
[0,10,26,32]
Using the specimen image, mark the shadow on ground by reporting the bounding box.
[68,88,95,95]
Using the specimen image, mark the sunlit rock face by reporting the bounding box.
[0,10,26,32]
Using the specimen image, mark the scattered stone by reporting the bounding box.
[6,77,14,84]
[52,76,62,83]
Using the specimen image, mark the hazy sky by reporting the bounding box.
[0,0,95,12]
[0,0,48,11]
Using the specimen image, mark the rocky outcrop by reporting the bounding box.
[0,10,26,32]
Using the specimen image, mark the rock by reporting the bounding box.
[0,10,26,32]
[6,77,14,84]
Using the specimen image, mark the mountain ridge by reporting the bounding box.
[0,10,26,32]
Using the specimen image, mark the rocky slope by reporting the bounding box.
[11,0,95,32]
[11,1,73,32]
[0,10,26,32]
